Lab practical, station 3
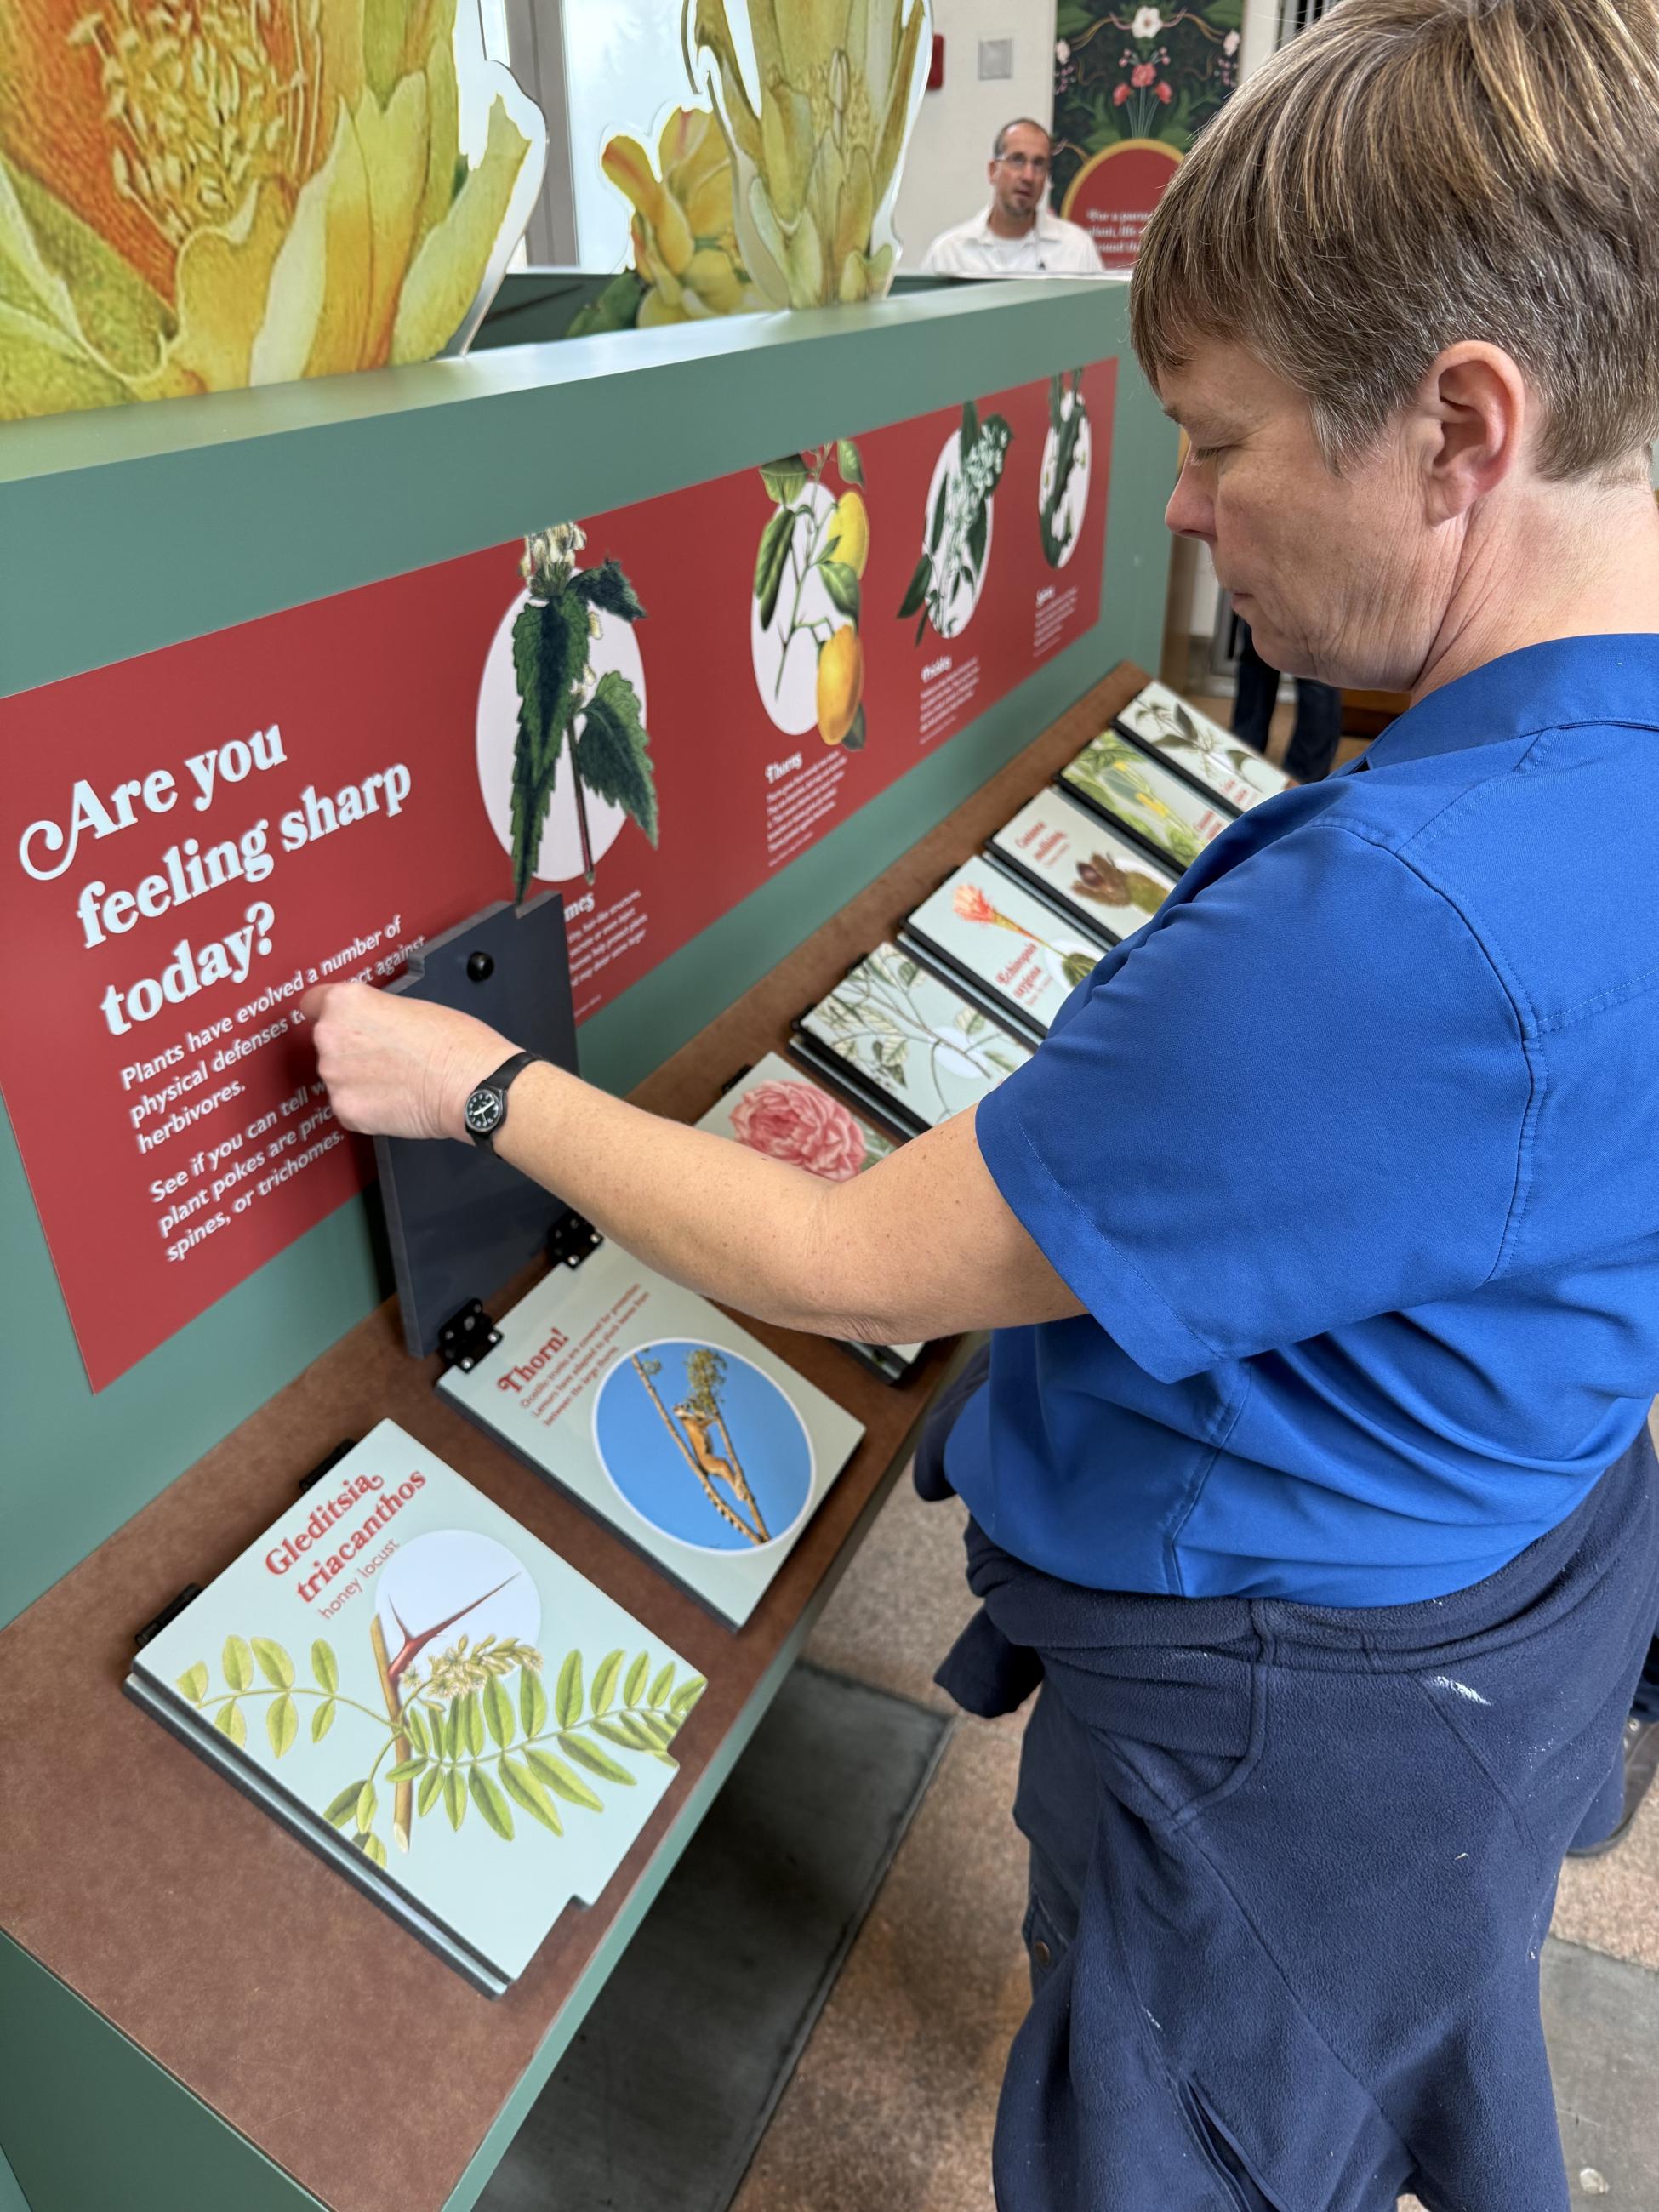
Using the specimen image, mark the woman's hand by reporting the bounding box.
[300,981,516,1142]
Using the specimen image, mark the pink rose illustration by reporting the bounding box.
[730,1080,869,1180]
[1132,61,1156,87]
[1155,78,1173,101]
[1113,82,1132,105]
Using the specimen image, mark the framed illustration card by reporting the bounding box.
[791,942,1032,1139]
[1060,727,1234,875]
[898,855,1107,1044]
[988,787,1178,945]
[1115,680,1294,812]
[127,1422,698,1993]
[693,1053,926,1383]
[438,1243,865,1628]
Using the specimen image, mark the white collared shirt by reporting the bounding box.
[919,202,1105,278]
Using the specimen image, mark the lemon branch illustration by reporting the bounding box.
[630,1350,771,1546]
[1040,370,1089,568]
[511,524,658,899]
[754,442,869,751]
[174,1632,704,1864]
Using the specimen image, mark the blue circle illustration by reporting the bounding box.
[593,1341,814,1554]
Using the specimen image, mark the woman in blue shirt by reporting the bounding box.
[306,0,1659,2200]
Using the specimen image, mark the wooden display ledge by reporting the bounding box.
[0,661,1145,2212]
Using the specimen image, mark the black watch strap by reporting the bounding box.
[464,1051,541,1150]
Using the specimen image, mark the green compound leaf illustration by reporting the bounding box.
[754,504,794,628]
[251,1638,294,1690]
[403,1705,428,1757]
[355,1781,378,1834]
[576,671,659,849]
[215,1699,246,1747]
[482,1674,516,1751]
[444,1765,468,1832]
[836,438,864,487]
[311,1640,339,1694]
[898,552,931,620]
[525,1747,605,1812]
[461,1691,486,1759]
[556,1650,585,1730]
[670,1676,708,1716]
[759,453,809,505]
[385,1759,428,1784]
[324,1781,367,1830]
[558,1731,636,1785]
[266,1693,298,1759]
[469,1765,515,1841]
[500,1755,562,1834]
[648,1662,676,1708]
[222,1636,254,1694]
[820,560,860,620]
[570,557,647,622]
[521,1666,550,1740]
[510,588,590,903]
[624,1650,651,1707]
[360,1833,388,1871]
[175,1662,209,1706]
[417,1765,445,1820]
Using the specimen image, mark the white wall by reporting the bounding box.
[891,0,1059,271]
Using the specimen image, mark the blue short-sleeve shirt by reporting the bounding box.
[956,636,1659,1604]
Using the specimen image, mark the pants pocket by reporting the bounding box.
[1179,2084,1284,2212]
[1022,1846,1076,2002]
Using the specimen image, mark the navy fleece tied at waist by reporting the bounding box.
[917,1408,1659,2212]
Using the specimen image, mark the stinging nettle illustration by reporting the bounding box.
[898,399,1012,641]
[510,523,659,899]
[753,441,871,751]
[173,1559,702,1868]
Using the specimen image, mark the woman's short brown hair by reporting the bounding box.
[1131,0,1659,479]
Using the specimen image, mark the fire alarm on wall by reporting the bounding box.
[928,32,945,88]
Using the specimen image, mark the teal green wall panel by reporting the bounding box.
[0,2140,31,2212]
[0,283,1176,1630]
[0,1938,322,2212]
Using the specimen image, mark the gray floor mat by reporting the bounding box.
[478,1662,951,2212]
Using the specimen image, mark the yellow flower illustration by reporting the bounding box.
[601,105,759,326]
[684,0,930,308]
[0,0,543,422]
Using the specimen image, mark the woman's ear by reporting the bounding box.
[1418,343,1529,523]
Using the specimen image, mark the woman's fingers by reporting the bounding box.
[300,982,514,1142]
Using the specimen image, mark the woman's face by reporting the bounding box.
[1161,340,1457,693]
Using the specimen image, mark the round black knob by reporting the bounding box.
[465,950,494,983]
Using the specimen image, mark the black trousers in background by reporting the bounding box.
[1233,619,1343,783]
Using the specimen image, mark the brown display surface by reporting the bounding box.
[0,663,1144,2212]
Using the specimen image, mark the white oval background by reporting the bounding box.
[922,431,995,639]
[592,1340,817,1559]
[1038,406,1093,570]
[476,579,648,887]
[750,482,840,737]
[376,1529,542,1656]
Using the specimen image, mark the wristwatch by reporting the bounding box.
[462,1052,542,1150]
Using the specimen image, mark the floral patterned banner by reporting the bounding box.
[1051,0,1241,271]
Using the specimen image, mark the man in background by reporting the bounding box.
[921,118,1104,277]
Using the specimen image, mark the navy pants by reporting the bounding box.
[916,1356,1659,2211]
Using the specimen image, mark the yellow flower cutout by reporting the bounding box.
[0,0,545,423]
[601,106,760,327]
[683,0,931,309]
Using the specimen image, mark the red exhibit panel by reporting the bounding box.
[0,360,1116,1388]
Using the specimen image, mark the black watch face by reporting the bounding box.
[464,1087,505,1138]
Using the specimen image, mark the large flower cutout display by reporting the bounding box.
[0,0,546,422]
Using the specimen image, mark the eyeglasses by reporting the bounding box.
[995,151,1050,174]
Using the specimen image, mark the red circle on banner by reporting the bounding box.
[1062,140,1183,272]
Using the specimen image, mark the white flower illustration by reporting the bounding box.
[1223,28,1240,53]
[1056,37,1071,61]
[1132,7,1164,37]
